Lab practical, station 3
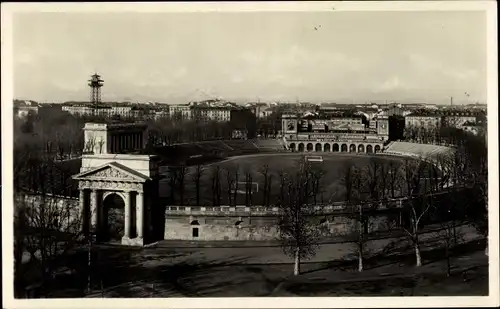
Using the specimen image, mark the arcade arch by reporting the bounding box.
[283,140,382,154]
[101,193,127,241]
[315,143,322,152]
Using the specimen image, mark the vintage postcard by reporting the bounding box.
[1,1,498,308]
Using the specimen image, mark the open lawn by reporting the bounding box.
[38,224,487,298]
[159,153,436,206]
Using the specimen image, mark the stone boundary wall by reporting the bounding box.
[163,210,398,241]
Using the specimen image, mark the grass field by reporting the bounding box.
[160,153,435,206]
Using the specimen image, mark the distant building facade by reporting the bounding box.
[405,109,481,130]
[192,106,232,122]
[405,114,442,129]
[14,100,63,118]
[169,104,192,120]
[281,113,389,153]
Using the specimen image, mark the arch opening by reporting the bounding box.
[333,143,339,152]
[324,143,331,152]
[349,144,356,153]
[358,144,365,153]
[102,193,127,242]
[315,143,322,152]
[366,145,373,153]
[306,143,313,152]
[298,143,305,152]
[191,220,200,238]
[341,144,348,152]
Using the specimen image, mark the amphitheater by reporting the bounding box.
[21,121,456,246]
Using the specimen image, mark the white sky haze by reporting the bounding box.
[13,10,487,104]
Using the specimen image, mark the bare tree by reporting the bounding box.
[277,158,322,275]
[432,202,465,277]
[309,164,326,205]
[210,166,222,206]
[55,132,68,161]
[341,159,357,202]
[259,164,271,206]
[387,160,402,198]
[191,164,204,206]
[347,203,376,272]
[14,199,28,298]
[401,196,433,267]
[224,166,236,206]
[167,167,178,205]
[266,174,273,206]
[233,166,240,206]
[366,157,381,201]
[244,168,254,206]
[176,164,188,206]
[379,161,390,199]
[278,168,287,205]
[15,191,87,297]
[400,158,431,267]
[343,163,367,272]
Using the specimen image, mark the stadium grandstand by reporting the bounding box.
[384,141,453,159]
[254,138,287,151]
[280,113,390,153]
[150,138,288,165]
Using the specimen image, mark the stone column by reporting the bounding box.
[124,191,131,238]
[79,189,87,234]
[136,191,144,238]
[90,190,98,232]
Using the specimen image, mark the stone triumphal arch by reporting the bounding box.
[72,122,160,246]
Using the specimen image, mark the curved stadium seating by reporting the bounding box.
[384,141,453,160]
[254,139,286,151]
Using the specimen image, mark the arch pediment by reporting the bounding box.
[73,162,150,183]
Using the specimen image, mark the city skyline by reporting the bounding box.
[14,11,486,105]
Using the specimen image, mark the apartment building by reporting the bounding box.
[169,104,192,120]
[405,114,442,128]
[192,106,232,122]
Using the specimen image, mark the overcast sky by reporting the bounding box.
[13,11,486,104]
